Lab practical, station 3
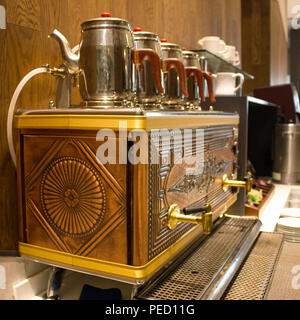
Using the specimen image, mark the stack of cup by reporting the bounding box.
[198,36,240,66]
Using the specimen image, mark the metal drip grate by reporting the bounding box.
[222,232,284,300]
[136,216,260,300]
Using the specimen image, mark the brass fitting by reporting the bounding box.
[167,203,213,234]
[42,64,67,79]
[222,173,253,193]
[42,64,78,78]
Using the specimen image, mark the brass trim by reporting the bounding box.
[14,114,239,131]
[222,174,253,193]
[18,194,237,281]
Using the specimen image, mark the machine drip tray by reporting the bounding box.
[223,232,284,300]
[135,215,262,300]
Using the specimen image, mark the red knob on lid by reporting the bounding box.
[133,27,143,32]
[160,38,168,43]
[182,47,187,51]
[101,12,112,17]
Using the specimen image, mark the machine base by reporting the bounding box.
[136,215,262,300]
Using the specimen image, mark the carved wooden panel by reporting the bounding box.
[40,157,106,238]
[146,125,238,261]
[21,131,128,264]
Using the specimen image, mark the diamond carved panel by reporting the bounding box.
[22,134,127,264]
[40,157,106,238]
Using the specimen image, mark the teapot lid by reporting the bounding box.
[182,50,200,67]
[81,12,132,31]
[160,41,182,52]
[133,27,160,42]
[183,50,199,57]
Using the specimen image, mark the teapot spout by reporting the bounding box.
[49,29,79,72]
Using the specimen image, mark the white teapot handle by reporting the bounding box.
[233,73,244,92]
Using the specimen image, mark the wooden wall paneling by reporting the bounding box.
[161,0,186,44]
[0,16,8,177]
[242,0,271,95]
[125,0,241,52]
[0,1,19,252]
[199,0,224,40]
[126,0,161,36]
[0,94,19,252]
[187,0,242,53]
[6,0,41,31]
[270,0,288,86]
[161,0,199,48]
[223,0,242,55]
[0,3,18,251]
[241,0,288,95]
[110,0,128,21]
[66,0,102,45]
[0,28,8,100]
[0,29,8,157]
[6,24,46,109]
[39,0,70,60]
[38,0,67,109]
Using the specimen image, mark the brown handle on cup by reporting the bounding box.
[132,48,164,94]
[202,71,216,103]
[162,58,188,97]
[185,66,205,101]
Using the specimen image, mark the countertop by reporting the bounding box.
[259,183,300,232]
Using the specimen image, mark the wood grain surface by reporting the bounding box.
[241,0,288,95]
[19,131,128,263]
[270,0,288,87]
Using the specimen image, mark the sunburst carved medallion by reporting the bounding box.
[40,157,106,238]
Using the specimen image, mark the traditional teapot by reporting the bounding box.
[49,13,163,108]
[182,50,215,109]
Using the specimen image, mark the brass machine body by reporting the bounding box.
[13,12,251,285]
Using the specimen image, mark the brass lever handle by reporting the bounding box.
[183,203,212,215]
[167,203,212,234]
[222,174,253,193]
